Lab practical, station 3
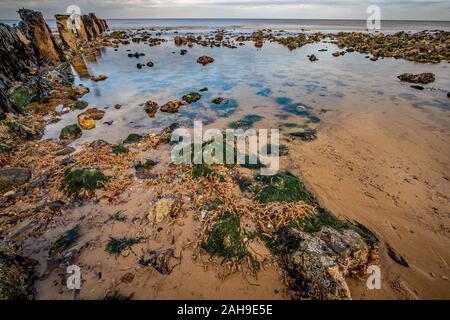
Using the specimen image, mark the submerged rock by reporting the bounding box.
[0,250,37,300]
[90,74,108,82]
[197,56,215,66]
[398,73,435,84]
[143,100,159,117]
[212,97,224,104]
[161,100,182,113]
[0,167,32,193]
[59,124,82,140]
[182,92,202,104]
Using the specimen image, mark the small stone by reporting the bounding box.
[114,104,122,109]
[161,100,182,113]
[91,74,108,82]
[212,97,224,104]
[146,61,154,67]
[197,56,214,66]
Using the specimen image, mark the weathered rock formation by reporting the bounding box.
[55,15,78,51]
[18,9,64,66]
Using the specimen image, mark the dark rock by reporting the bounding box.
[308,54,318,62]
[114,104,122,109]
[197,56,214,66]
[161,100,182,113]
[411,85,424,90]
[144,100,159,117]
[62,156,77,165]
[146,61,154,67]
[0,250,37,300]
[199,87,208,92]
[182,92,201,104]
[54,146,75,156]
[0,167,32,193]
[398,73,435,84]
[212,97,224,104]
[89,139,109,149]
[137,63,143,69]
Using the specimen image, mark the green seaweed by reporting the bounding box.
[106,210,127,223]
[111,144,129,155]
[254,172,316,204]
[123,133,143,144]
[201,212,259,271]
[228,114,264,130]
[106,236,146,256]
[49,225,80,257]
[60,167,109,198]
[59,124,82,140]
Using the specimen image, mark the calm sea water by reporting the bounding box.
[2,18,450,33]
[40,30,450,146]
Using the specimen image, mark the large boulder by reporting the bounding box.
[284,227,370,300]
[0,167,32,193]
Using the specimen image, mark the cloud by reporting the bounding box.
[0,0,449,20]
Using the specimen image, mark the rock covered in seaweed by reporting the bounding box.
[161,100,182,113]
[397,73,435,84]
[143,100,159,117]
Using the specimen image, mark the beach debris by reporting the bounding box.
[197,55,215,65]
[143,100,159,117]
[60,167,109,198]
[288,128,317,142]
[398,73,435,84]
[59,124,82,140]
[0,249,37,300]
[387,245,409,267]
[90,74,108,82]
[0,167,32,193]
[182,91,202,104]
[139,248,181,275]
[161,100,182,113]
[147,197,176,224]
[212,97,224,104]
[48,225,80,258]
[106,236,146,257]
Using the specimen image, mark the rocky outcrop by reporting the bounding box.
[55,15,78,51]
[18,9,64,66]
[81,13,107,42]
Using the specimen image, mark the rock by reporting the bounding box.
[80,108,105,120]
[144,100,159,117]
[137,63,143,69]
[8,120,37,139]
[0,250,37,300]
[332,51,340,57]
[91,74,108,82]
[77,113,96,129]
[447,92,450,98]
[146,61,154,67]
[411,85,424,90]
[254,40,263,48]
[59,124,82,140]
[139,248,180,275]
[370,56,378,61]
[54,146,75,156]
[114,104,122,109]
[197,56,215,66]
[103,120,113,126]
[199,87,208,92]
[180,49,188,55]
[308,54,318,62]
[71,85,90,98]
[147,197,175,224]
[212,97,224,104]
[7,84,36,108]
[123,133,143,144]
[62,156,76,165]
[161,100,182,113]
[284,227,370,300]
[55,15,78,51]
[0,167,32,193]
[398,73,435,84]
[70,100,88,110]
[182,92,202,104]
[89,139,109,149]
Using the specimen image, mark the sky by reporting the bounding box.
[0,0,449,20]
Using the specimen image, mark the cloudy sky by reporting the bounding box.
[0,0,449,20]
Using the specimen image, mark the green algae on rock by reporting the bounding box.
[182,92,202,104]
[123,133,143,144]
[60,167,109,198]
[59,124,82,140]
